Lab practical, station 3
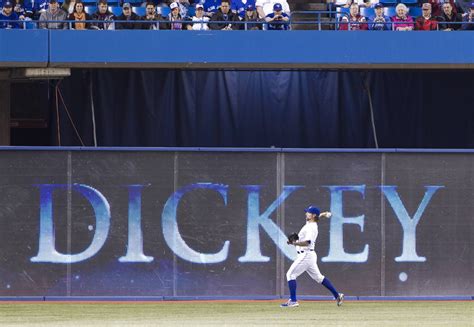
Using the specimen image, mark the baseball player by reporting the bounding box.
[281,205,344,308]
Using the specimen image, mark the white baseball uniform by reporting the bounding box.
[286,221,325,283]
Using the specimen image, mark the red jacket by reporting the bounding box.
[415,16,438,30]
[340,14,368,30]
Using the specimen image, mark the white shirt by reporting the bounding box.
[255,0,290,16]
[191,16,210,30]
[296,221,318,252]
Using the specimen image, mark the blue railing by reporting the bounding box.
[1,17,471,31]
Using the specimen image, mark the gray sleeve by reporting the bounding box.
[38,12,47,29]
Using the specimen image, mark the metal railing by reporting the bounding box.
[0,13,472,31]
[290,10,345,31]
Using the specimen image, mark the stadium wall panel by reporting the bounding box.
[0,149,472,297]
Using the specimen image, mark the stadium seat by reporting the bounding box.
[379,0,397,5]
[81,0,97,4]
[384,6,396,18]
[187,6,195,17]
[408,7,422,17]
[400,0,419,4]
[84,5,96,15]
[23,21,37,29]
[360,7,374,18]
[132,6,145,16]
[108,6,123,16]
[158,6,170,17]
[336,6,350,14]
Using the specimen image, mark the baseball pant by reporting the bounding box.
[286,251,325,283]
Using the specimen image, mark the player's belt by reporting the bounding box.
[297,249,314,254]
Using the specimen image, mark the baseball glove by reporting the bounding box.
[287,232,299,244]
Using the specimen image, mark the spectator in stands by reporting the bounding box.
[391,3,414,31]
[265,2,289,30]
[162,1,187,29]
[457,0,471,13]
[461,2,474,30]
[167,0,189,19]
[91,0,115,30]
[67,1,91,29]
[255,0,289,19]
[340,3,368,30]
[368,3,391,30]
[424,0,460,17]
[438,2,462,30]
[359,0,378,8]
[116,2,140,29]
[209,0,241,30]
[232,0,256,18]
[26,0,48,19]
[12,0,35,26]
[14,0,36,20]
[140,2,162,29]
[0,1,20,29]
[187,3,210,30]
[242,4,262,29]
[202,0,221,16]
[415,2,438,30]
[12,0,27,19]
[39,0,67,29]
[62,0,76,14]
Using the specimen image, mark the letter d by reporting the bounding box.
[31,184,110,263]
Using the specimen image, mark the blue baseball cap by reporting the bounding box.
[246,4,254,11]
[273,3,282,11]
[305,206,320,216]
[374,3,383,8]
[3,1,13,7]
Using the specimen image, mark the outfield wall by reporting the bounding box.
[0,148,472,298]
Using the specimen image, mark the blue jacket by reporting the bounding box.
[201,0,220,13]
[18,0,48,14]
[368,15,391,30]
[0,11,20,29]
[266,12,289,30]
[461,14,474,30]
[231,0,256,18]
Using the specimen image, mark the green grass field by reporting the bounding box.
[0,301,472,327]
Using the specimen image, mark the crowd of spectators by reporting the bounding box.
[339,1,474,30]
[0,0,290,29]
[0,0,473,30]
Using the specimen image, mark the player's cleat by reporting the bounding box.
[336,293,344,306]
[280,300,299,308]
